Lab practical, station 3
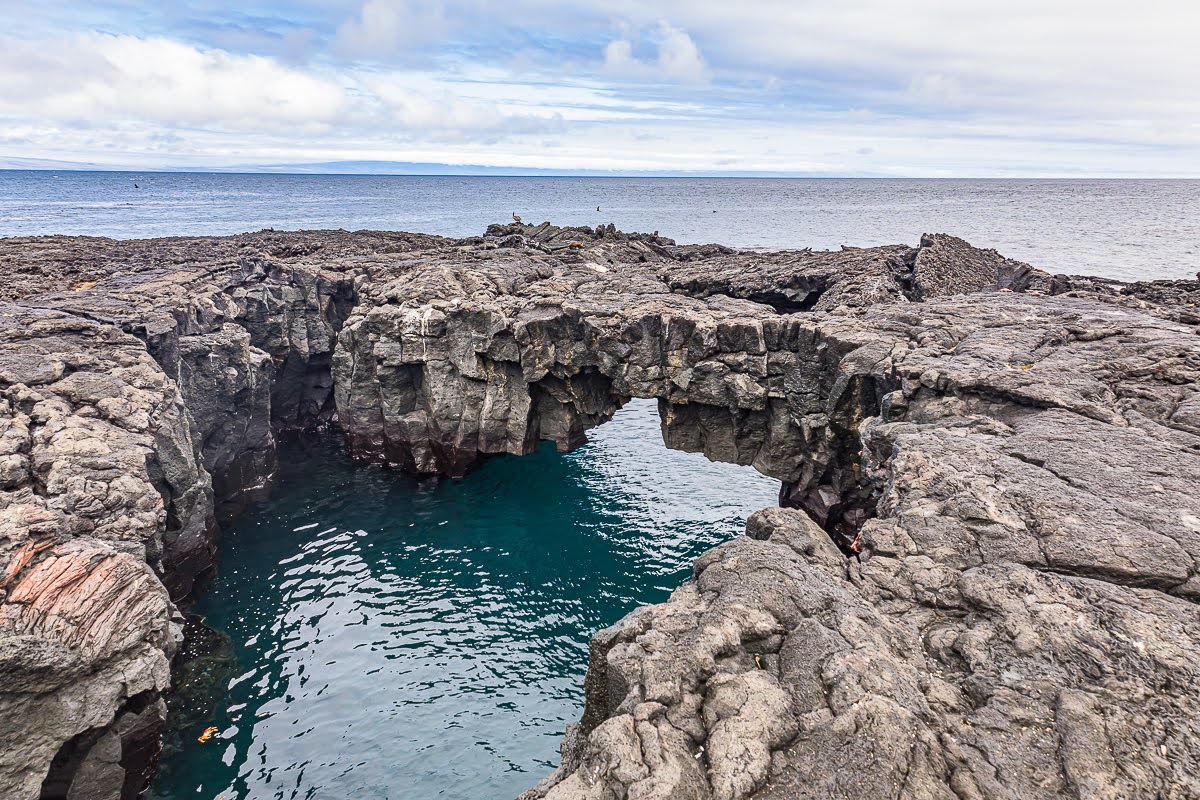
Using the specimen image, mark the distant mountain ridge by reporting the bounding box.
[0,156,841,178]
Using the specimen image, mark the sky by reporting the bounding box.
[1,1,1198,176]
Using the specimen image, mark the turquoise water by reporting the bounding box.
[148,400,778,800]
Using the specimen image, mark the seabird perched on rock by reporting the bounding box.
[512,212,522,223]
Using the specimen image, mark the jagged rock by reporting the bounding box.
[1047,273,1200,326]
[910,232,1050,296]
[0,539,178,800]
[524,294,1200,800]
[0,223,1196,799]
[175,325,276,522]
[331,230,1031,480]
[0,242,367,798]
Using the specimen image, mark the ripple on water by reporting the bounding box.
[3,174,1199,280]
[149,400,779,800]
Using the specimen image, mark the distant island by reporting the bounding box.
[0,157,898,178]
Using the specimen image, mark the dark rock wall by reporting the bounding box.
[226,259,358,428]
[331,271,885,528]
[0,251,360,799]
[175,326,276,523]
[38,693,166,800]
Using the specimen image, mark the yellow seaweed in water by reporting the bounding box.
[198,726,219,743]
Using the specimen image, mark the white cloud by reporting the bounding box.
[1,1,1198,175]
[902,72,971,112]
[0,33,348,128]
[612,0,1200,124]
[0,31,564,143]
[335,0,450,56]
[362,80,503,129]
[604,22,707,84]
[355,73,564,135]
[655,25,706,83]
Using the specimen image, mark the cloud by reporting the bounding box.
[604,22,707,83]
[617,0,1200,124]
[335,0,450,56]
[0,33,348,128]
[356,73,565,136]
[0,30,565,140]
[1,1,1198,175]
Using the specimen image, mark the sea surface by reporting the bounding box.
[148,401,779,800]
[1,172,1198,281]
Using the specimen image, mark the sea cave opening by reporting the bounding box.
[148,398,779,800]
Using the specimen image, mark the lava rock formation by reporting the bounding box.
[0,223,1196,799]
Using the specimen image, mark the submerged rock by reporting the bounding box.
[0,223,1196,798]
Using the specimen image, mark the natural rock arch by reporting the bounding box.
[0,224,1197,799]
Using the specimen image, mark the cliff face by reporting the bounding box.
[0,306,193,799]
[330,227,1045,534]
[0,231,414,798]
[521,295,1200,800]
[0,223,1196,799]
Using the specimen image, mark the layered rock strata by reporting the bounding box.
[0,223,1196,799]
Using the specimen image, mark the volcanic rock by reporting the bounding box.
[0,223,1196,799]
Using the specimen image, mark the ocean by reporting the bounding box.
[1,172,1198,281]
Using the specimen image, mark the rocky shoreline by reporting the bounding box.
[0,223,1197,799]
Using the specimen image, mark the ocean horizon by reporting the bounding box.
[2,171,1198,282]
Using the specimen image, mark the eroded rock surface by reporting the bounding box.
[0,233,377,798]
[0,307,190,799]
[0,223,1196,799]
[523,294,1200,800]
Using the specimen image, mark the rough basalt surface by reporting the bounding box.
[0,222,1196,799]
[522,295,1200,800]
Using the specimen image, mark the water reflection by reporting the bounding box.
[150,400,779,800]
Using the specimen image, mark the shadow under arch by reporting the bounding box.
[150,399,779,800]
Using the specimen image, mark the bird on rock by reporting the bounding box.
[512,212,522,223]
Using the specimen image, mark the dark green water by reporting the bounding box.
[148,400,778,800]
